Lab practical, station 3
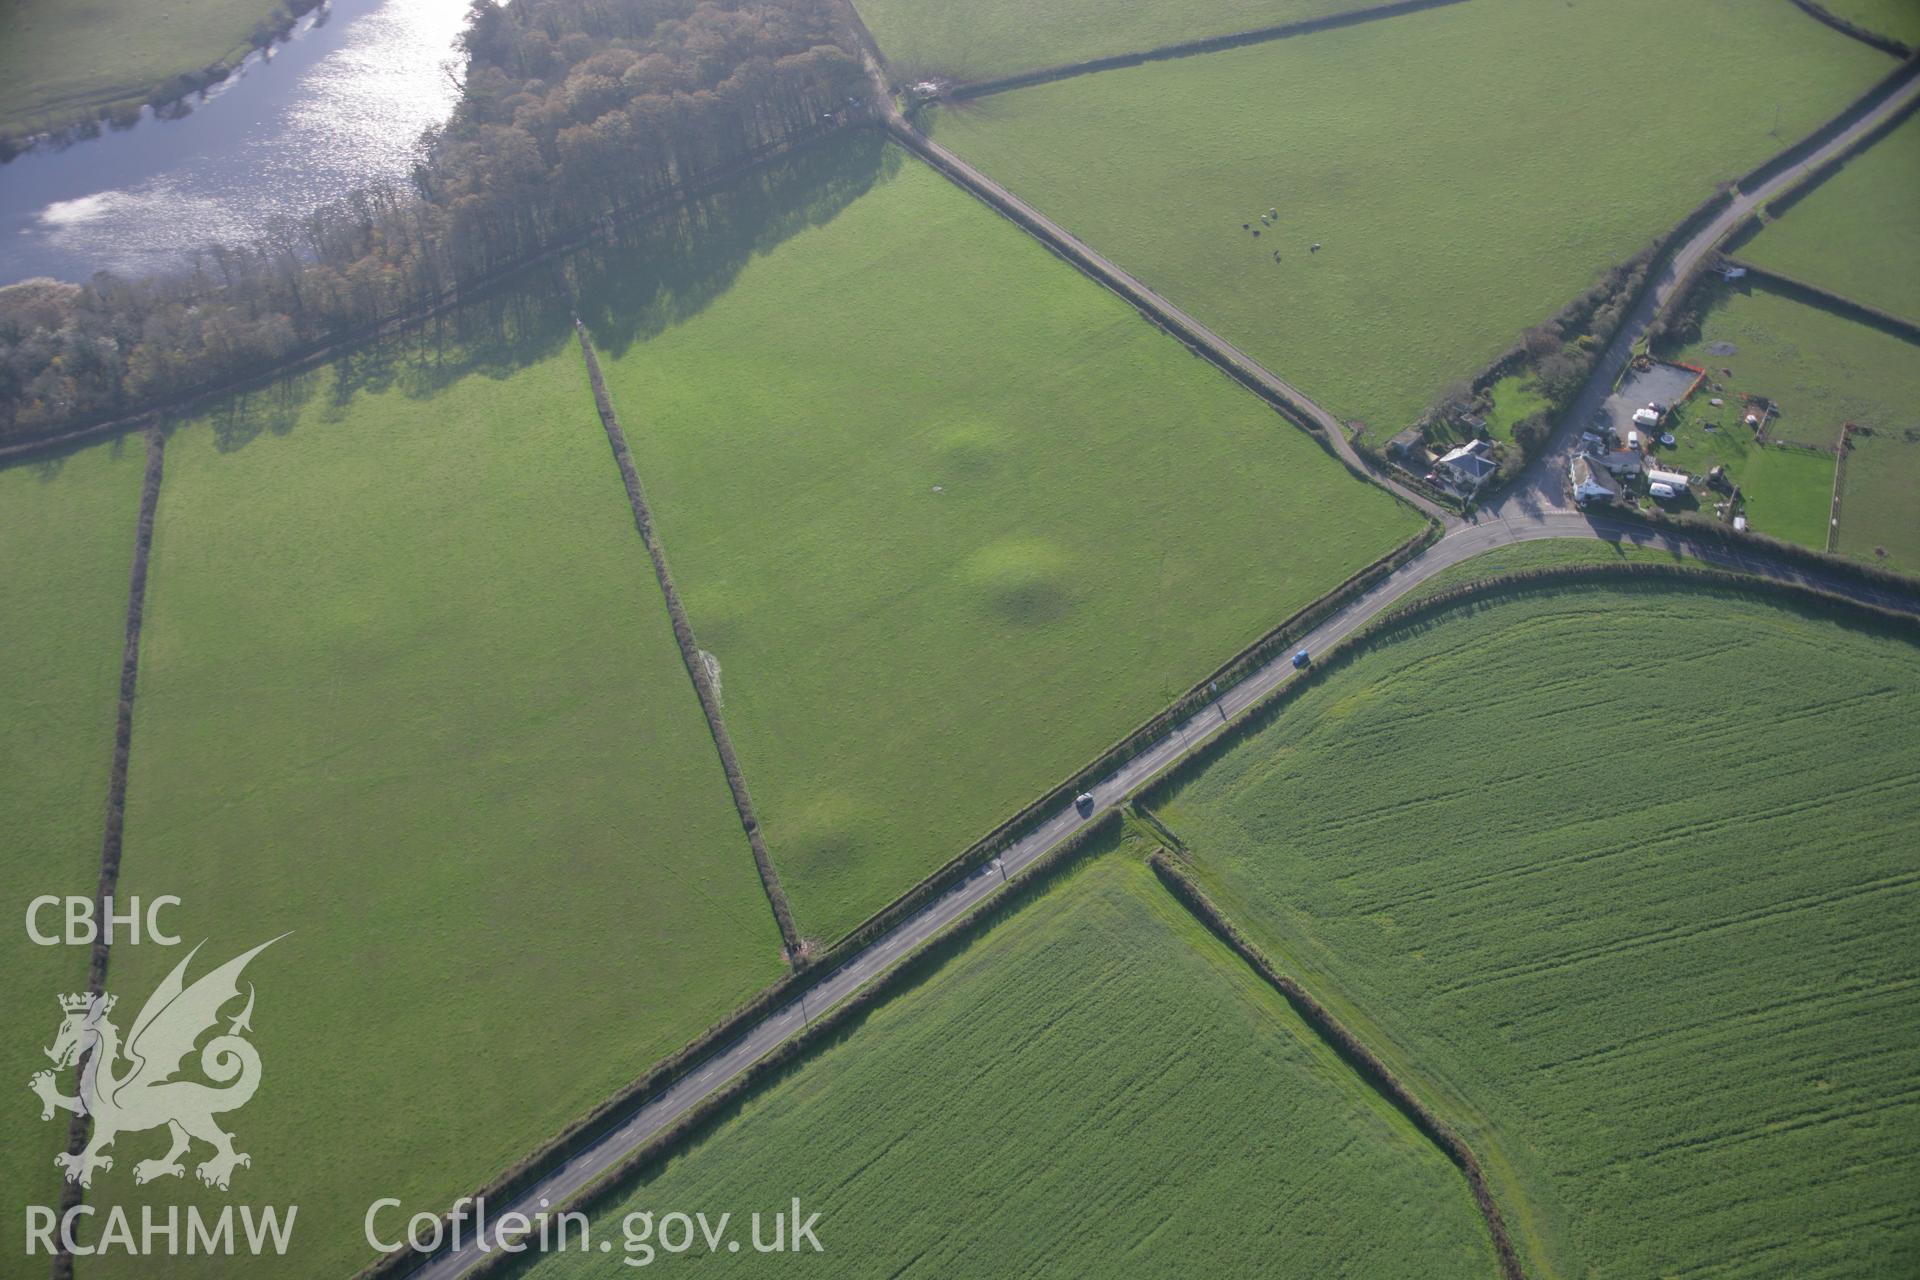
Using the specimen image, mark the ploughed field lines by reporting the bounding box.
[516,854,1497,1279]
[1156,583,1920,1277]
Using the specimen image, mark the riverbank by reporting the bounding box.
[0,0,319,154]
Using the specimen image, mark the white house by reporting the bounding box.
[1594,449,1643,476]
[1569,455,1621,505]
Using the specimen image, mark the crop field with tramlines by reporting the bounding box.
[580,132,1419,948]
[2,0,1917,1274]
[519,851,1495,1279]
[93,335,786,1278]
[929,0,1888,439]
[1150,581,1920,1278]
[0,439,147,1261]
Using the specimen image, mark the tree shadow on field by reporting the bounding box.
[190,130,895,450]
[574,130,898,360]
[16,425,137,481]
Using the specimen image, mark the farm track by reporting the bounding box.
[397,31,1920,1279]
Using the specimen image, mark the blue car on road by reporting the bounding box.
[1292,649,1311,669]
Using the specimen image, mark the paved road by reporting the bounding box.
[849,42,1454,525]
[403,42,1920,1280]
[1494,65,1920,521]
[405,501,1916,1279]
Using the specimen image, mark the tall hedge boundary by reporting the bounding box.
[437,811,1127,1280]
[944,0,1468,101]
[1131,562,1919,818]
[52,424,166,1280]
[1785,0,1913,57]
[1760,79,1920,222]
[0,125,848,466]
[1590,506,1920,603]
[1735,55,1920,193]
[885,118,1449,523]
[1723,261,1920,343]
[573,320,801,959]
[800,517,1440,976]
[353,520,1442,1280]
[1147,853,1526,1280]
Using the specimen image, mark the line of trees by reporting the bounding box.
[0,0,867,443]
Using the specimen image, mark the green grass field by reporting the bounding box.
[1837,426,1920,572]
[855,0,1373,82]
[1403,537,1699,604]
[1665,281,1920,550]
[930,0,1887,440]
[522,852,1496,1278]
[1652,412,1835,551]
[0,439,145,1262]
[582,135,1420,947]
[93,345,786,1276]
[0,0,279,131]
[1154,582,1920,1278]
[1482,373,1548,443]
[1822,0,1920,45]
[1742,109,1920,326]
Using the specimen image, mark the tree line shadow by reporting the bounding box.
[182,130,898,454]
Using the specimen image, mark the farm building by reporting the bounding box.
[1386,425,1430,463]
[1594,450,1643,476]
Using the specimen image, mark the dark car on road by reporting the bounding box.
[1293,649,1311,669]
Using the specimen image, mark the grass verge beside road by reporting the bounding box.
[929,0,1889,441]
[95,341,786,1277]
[1402,537,1701,603]
[516,852,1496,1278]
[1153,580,1920,1279]
[581,134,1420,947]
[1742,107,1920,327]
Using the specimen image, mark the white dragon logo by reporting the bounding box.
[29,937,284,1191]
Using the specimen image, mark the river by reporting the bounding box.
[0,0,471,286]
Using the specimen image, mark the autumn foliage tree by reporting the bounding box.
[0,0,867,441]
